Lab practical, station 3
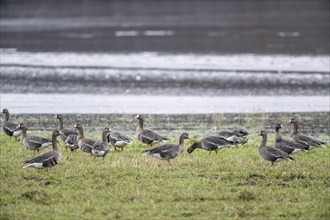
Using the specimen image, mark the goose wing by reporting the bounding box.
[233,129,249,137]
[110,131,132,142]
[4,121,20,134]
[218,131,233,138]
[141,129,168,141]
[296,134,326,146]
[145,144,179,159]
[281,139,308,150]
[24,150,55,164]
[203,136,235,150]
[265,146,292,160]
[145,144,176,155]
[275,141,295,154]
[28,135,52,145]
[61,128,78,136]
[42,155,59,168]
[65,134,77,145]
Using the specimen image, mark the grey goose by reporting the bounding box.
[275,122,308,154]
[107,129,132,151]
[218,128,249,138]
[144,133,189,163]
[258,130,293,166]
[91,128,110,159]
[136,114,169,147]
[23,130,62,171]
[218,128,249,145]
[288,118,326,149]
[73,124,97,155]
[18,124,52,153]
[2,109,21,140]
[64,134,79,152]
[187,135,236,154]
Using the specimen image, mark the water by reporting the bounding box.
[1,0,329,54]
[1,1,329,114]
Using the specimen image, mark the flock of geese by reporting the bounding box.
[1,108,328,171]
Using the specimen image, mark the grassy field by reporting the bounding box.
[0,131,329,219]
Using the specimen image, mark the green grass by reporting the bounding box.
[0,132,329,220]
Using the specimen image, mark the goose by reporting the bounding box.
[218,128,249,138]
[258,130,293,166]
[54,114,77,142]
[135,114,169,147]
[64,134,79,151]
[275,122,308,154]
[73,124,97,155]
[23,130,62,172]
[107,129,132,151]
[187,135,236,154]
[91,128,110,159]
[218,128,249,145]
[144,133,189,163]
[18,124,52,153]
[2,109,21,140]
[288,118,326,149]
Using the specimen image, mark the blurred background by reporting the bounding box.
[1,0,329,114]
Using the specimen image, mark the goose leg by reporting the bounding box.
[215,150,218,154]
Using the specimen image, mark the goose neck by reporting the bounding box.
[260,134,267,148]
[21,127,27,139]
[58,118,64,130]
[291,122,298,135]
[137,118,144,132]
[275,129,282,142]
[102,131,108,143]
[52,134,60,151]
[77,127,84,139]
[4,112,9,122]
[179,135,186,145]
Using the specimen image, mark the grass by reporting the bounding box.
[0,131,329,220]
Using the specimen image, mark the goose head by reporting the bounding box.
[275,122,283,131]
[52,130,61,137]
[102,127,110,135]
[258,130,267,137]
[54,114,63,119]
[288,117,298,124]
[180,133,189,140]
[73,124,83,130]
[16,123,25,129]
[2,108,9,115]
